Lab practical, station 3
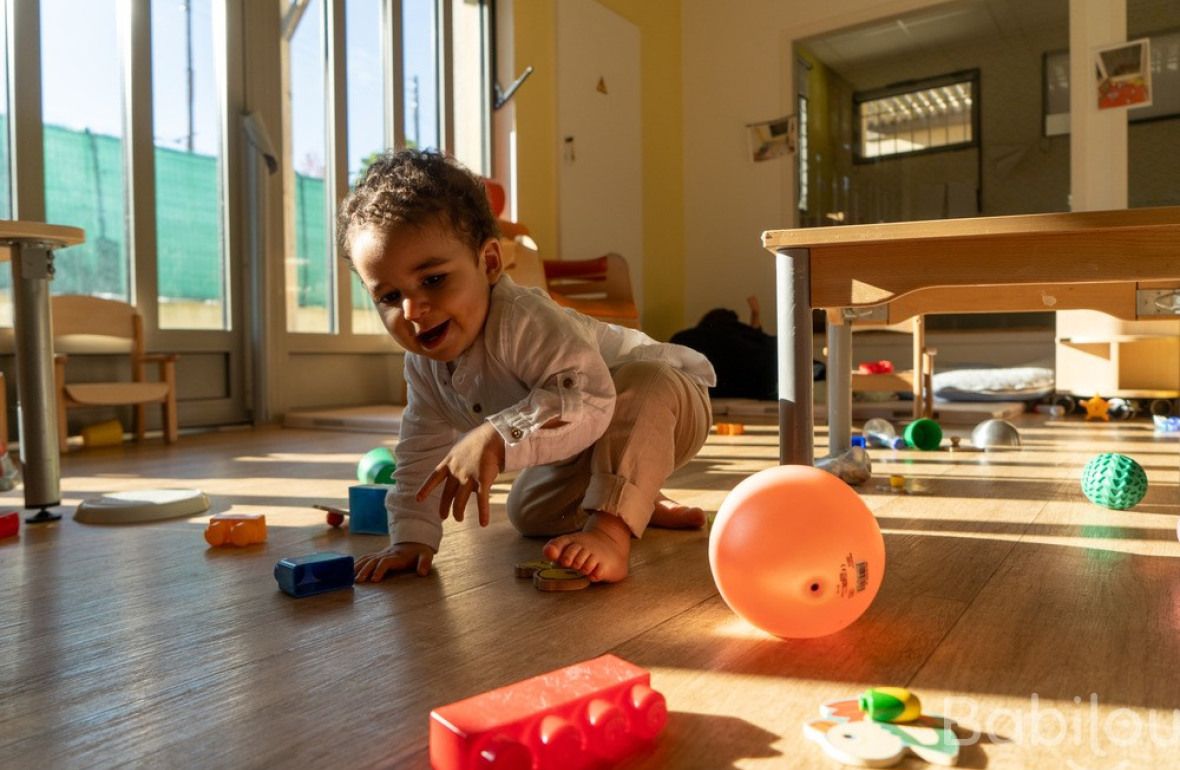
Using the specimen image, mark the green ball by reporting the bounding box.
[903,418,943,451]
[357,446,396,485]
[1081,453,1147,510]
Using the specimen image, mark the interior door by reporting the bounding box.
[556,0,643,313]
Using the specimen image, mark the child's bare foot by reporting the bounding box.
[543,512,632,583]
[651,494,706,529]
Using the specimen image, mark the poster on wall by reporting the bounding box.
[747,115,795,162]
[1094,38,1152,111]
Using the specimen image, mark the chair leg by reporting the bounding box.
[162,361,178,444]
[56,398,69,455]
[911,316,925,420]
[922,351,936,417]
[162,398,178,444]
[135,404,147,442]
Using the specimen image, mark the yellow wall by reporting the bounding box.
[514,0,685,340]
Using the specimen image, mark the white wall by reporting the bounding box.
[680,0,948,333]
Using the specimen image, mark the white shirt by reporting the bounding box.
[388,275,716,550]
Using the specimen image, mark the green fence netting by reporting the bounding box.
[2,120,355,310]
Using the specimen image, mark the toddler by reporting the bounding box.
[337,149,715,584]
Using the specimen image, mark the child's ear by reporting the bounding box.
[480,238,504,283]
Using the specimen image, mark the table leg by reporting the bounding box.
[826,312,852,454]
[775,248,813,466]
[10,241,61,517]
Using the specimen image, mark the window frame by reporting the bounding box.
[852,69,981,164]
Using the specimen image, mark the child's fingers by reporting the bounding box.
[452,482,473,524]
[415,551,434,576]
[477,486,490,527]
[371,552,410,582]
[440,476,462,520]
[354,554,375,581]
[417,467,448,502]
[356,551,394,582]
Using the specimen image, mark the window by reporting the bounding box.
[152,0,227,330]
[403,0,439,150]
[41,0,129,300]
[450,0,491,173]
[0,0,9,222]
[284,0,332,333]
[345,0,387,335]
[0,1,10,322]
[854,70,979,162]
[282,0,489,337]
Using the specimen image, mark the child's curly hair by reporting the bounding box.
[336,149,499,260]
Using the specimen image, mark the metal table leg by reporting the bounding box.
[775,248,813,466]
[9,241,61,519]
[826,313,853,454]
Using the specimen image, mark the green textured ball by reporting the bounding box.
[1081,453,1147,510]
[357,446,396,485]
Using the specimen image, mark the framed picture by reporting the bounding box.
[747,115,795,162]
[1094,38,1152,110]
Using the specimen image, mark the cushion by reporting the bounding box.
[933,366,1055,402]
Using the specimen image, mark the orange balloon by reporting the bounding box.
[709,465,886,638]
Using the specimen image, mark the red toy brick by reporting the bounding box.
[0,510,17,538]
[429,654,667,770]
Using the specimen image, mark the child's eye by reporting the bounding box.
[423,273,446,288]
[376,290,401,306]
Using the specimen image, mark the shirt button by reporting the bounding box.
[472,403,482,413]
[511,428,523,440]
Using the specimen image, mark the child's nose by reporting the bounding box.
[403,295,427,320]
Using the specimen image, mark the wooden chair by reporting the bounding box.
[500,234,550,292]
[848,315,936,419]
[542,253,641,328]
[481,177,641,327]
[52,295,178,453]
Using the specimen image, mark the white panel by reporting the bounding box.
[556,0,643,311]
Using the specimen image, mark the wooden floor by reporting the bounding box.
[3,416,1179,769]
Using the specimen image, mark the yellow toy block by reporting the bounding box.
[205,513,267,547]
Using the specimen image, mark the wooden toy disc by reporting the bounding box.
[533,567,590,591]
[514,559,556,578]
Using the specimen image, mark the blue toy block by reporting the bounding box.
[275,552,355,597]
[348,484,392,535]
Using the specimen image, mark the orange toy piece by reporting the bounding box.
[709,464,885,639]
[204,513,267,547]
[429,654,667,770]
[715,422,745,436]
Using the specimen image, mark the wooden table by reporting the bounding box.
[762,206,1180,465]
[0,220,85,515]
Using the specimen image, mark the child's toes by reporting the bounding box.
[542,536,569,562]
[561,545,587,569]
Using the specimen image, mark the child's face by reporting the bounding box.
[350,222,502,363]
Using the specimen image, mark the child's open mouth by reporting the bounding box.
[417,320,450,350]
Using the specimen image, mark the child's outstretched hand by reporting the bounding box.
[354,542,434,581]
[417,421,505,527]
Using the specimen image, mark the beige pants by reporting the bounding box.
[506,360,712,538]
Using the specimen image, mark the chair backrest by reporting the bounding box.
[502,235,549,291]
[52,295,144,357]
[543,253,634,304]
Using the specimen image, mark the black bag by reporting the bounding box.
[671,309,825,401]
